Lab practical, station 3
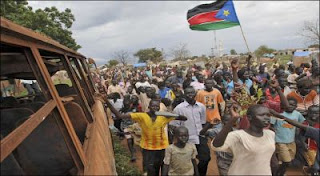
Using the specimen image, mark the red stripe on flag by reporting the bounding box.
[188,11,223,26]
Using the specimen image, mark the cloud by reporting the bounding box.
[28,1,319,66]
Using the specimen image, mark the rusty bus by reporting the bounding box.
[0,17,117,175]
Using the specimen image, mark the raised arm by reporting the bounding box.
[246,54,252,70]
[270,109,308,131]
[212,105,240,147]
[270,80,289,109]
[231,59,239,83]
[105,99,131,119]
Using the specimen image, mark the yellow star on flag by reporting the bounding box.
[223,10,230,16]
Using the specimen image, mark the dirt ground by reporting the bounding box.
[119,138,305,176]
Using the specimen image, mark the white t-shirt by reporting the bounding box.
[190,81,205,91]
[211,129,275,175]
[135,81,151,88]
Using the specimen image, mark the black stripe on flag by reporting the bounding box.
[187,0,227,20]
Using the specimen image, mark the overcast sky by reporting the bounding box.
[28,1,319,66]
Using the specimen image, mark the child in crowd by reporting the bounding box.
[108,92,124,138]
[302,105,320,175]
[207,113,235,175]
[270,106,319,176]
[162,126,199,176]
[269,97,305,175]
[120,95,136,162]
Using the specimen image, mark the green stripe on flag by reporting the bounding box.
[190,21,240,31]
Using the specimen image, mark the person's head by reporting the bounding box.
[259,65,265,73]
[112,79,117,86]
[145,87,155,98]
[277,76,288,89]
[174,91,183,99]
[111,92,121,102]
[161,98,172,107]
[221,113,232,125]
[139,75,146,82]
[184,86,196,104]
[148,99,160,113]
[274,68,285,79]
[205,63,210,69]
[177,70,183,78]
[165,80,171,88]
[196,74,205,83]
[204,79,215,91]
[213,72,223,83]
[152,78,158,85]
[285,97,297,113]
[288,64,295,73]
[174,126,189,145]
[172,83,179,91]
[123,95,132,108]
[127,85,133,94]
[297,79,313,96]
[307,105,319,123]
[131,95,139,105]
[238,68,249,80]
[158,81,165,90]
[247,105,270,128]
[295,67,303,75]
[154,93,161,101]
[186,72,193,80]
[279,64,286,71]
[223,72,232,82]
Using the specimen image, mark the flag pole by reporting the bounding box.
[239,24,250,53]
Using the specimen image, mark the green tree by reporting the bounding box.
[108,59,119,67]
[0,0,81,51]
[134,48,163,63]
[254,45,276,58]
[230,49,237,55]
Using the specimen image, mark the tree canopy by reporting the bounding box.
[134,48,163,63]
[108,59,119,67]
[230,49,237,55]
[170,43,191,61]
[113,50,130,66]
[299,18,319,46]
[0,0,81,51]
[254,45,276,58]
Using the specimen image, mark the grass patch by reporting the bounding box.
[276,55,293,66]
[112,134,141,176]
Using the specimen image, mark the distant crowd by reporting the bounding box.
[94,56,319,176]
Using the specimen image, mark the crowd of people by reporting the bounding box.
[96,55,319,176]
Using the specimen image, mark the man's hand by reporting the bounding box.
[270,80,280,89]
[230,104,241,118]
[231,59,239,70]
[177,115,188,121]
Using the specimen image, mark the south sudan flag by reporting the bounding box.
[187,0,240,31]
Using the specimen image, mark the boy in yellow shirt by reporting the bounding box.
[106,99,187,176]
